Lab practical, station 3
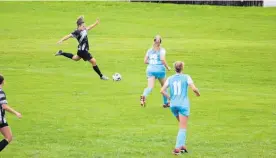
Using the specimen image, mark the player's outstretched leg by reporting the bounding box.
[140,77,155,107]
[89,58,109,80]
[55,50,73,58]
[55,50,81,61]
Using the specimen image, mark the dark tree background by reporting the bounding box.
[130,1,263,7]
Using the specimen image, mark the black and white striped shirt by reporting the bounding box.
[0,88,7,123]
[71,29,89,51]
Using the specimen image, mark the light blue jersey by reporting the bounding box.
[165,74,193,116]
[146,47,166,79]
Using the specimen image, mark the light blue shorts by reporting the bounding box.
[170,106,190,117]
[146,71,166,79]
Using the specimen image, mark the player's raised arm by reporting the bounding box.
[2,104,22,118]
[160,49,171,71]
[187,75,200,96]
[57,34,73,44]
[86,18,100,31]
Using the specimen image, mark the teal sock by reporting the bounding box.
[142,87,152,97]
[175,128,186,148]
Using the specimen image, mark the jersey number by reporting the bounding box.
[173,81,181,96]
[149,54,158,64]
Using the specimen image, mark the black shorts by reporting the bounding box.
[77,50,93,61]
[0,123,8,128]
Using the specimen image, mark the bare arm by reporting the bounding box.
[57,34,73,44]
[86,18,100,31]
[160,56,170,70]
[144,54,149,64]
[189,83,200,96]
[160,79,170,100]
[160,49,171,71]
[187,75,200,96]
[2,104,22,118]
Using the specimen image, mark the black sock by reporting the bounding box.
[0,139,9,152]
[93,65,103,77]
[61,52,74,59]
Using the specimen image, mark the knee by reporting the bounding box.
[89,58,97,66]
[72,58,80,61]
[6,135,12,143]
[148,83,154,89]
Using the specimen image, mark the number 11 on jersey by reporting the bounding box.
[173,81,181,96]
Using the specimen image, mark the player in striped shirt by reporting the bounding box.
[161,61,200,155]
[55,15,108,80]
[0,74,22,152]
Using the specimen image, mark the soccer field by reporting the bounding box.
[0,2,275,158]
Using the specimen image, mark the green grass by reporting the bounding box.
[0,2,276,158]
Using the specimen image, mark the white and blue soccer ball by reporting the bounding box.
[112,73,122,81]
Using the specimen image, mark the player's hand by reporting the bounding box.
[196,89,200,97]
[57,40,62,45]
[96,18,100,24]
[15,112,22,118]
[167,67,171,71]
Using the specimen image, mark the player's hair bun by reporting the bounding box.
[174,61,184,73]
[76,15,84,26]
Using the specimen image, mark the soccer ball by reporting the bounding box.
[112,73,122,81]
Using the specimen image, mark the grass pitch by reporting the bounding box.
[0,2,275,158]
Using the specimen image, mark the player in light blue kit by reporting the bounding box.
[140,35,171,107]
[161,61,200,155]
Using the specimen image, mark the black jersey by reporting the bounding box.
[71,29,89,51]
[0,89,7,124]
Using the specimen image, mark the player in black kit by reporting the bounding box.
[0,74,22,152]
[56,16,108,80]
